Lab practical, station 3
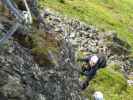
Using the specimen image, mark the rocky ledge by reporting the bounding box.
[0,8,133,100]
[41,8,132,75]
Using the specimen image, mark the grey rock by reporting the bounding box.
[0,7,132,100]
[2,76,24,98]
[69,32,76,38]
[0,70,8,86]
[70,39,79,47]
[38,94,46,100]
[81,39,88,46]
[0,39,81,100]
[0,23,4,31]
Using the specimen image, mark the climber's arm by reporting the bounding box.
[77,56,91,62]
[81,67,98,77]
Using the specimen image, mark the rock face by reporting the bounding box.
[0,12,81,100]
[0,40,81,100]
[41,8,132,74]
[0,7,133,100]
[0,1,87,97]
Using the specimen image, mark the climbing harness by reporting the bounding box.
[0,0,33,45]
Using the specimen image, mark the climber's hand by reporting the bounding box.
[80,71,85,75]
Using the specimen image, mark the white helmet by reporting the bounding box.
[93,91,104,100]
[89,55,99,67]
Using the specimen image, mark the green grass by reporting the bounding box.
[81,64,133,100]
[38,0,133,99]
[39,0,133,51]
[77,51,133,99]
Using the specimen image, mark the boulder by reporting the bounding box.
[0,40,81,100]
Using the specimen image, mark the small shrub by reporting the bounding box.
[58,0,65,4]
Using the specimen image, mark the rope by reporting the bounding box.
[2,0,23,21]
[0,0,34,45]
[0,22,20,45]
[22,0,32,24]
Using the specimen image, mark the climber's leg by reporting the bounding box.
[80,79,89,90]
[79,75,95,90]
[79,76,92,90]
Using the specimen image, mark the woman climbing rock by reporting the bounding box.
[77,54,107,90]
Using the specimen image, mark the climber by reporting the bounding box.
[77,54,106,90]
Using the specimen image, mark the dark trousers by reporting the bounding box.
[79,75,94,90]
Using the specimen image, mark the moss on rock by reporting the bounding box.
[30,31,60,65]
[14,29,60,66]
[81,65,133,100]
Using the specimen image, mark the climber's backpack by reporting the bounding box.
[97,54,107,68]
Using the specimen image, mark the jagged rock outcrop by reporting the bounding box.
[41,8,132,74]
[0,10,82,100]
[0,7,133,100]
[0,40,82,100]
